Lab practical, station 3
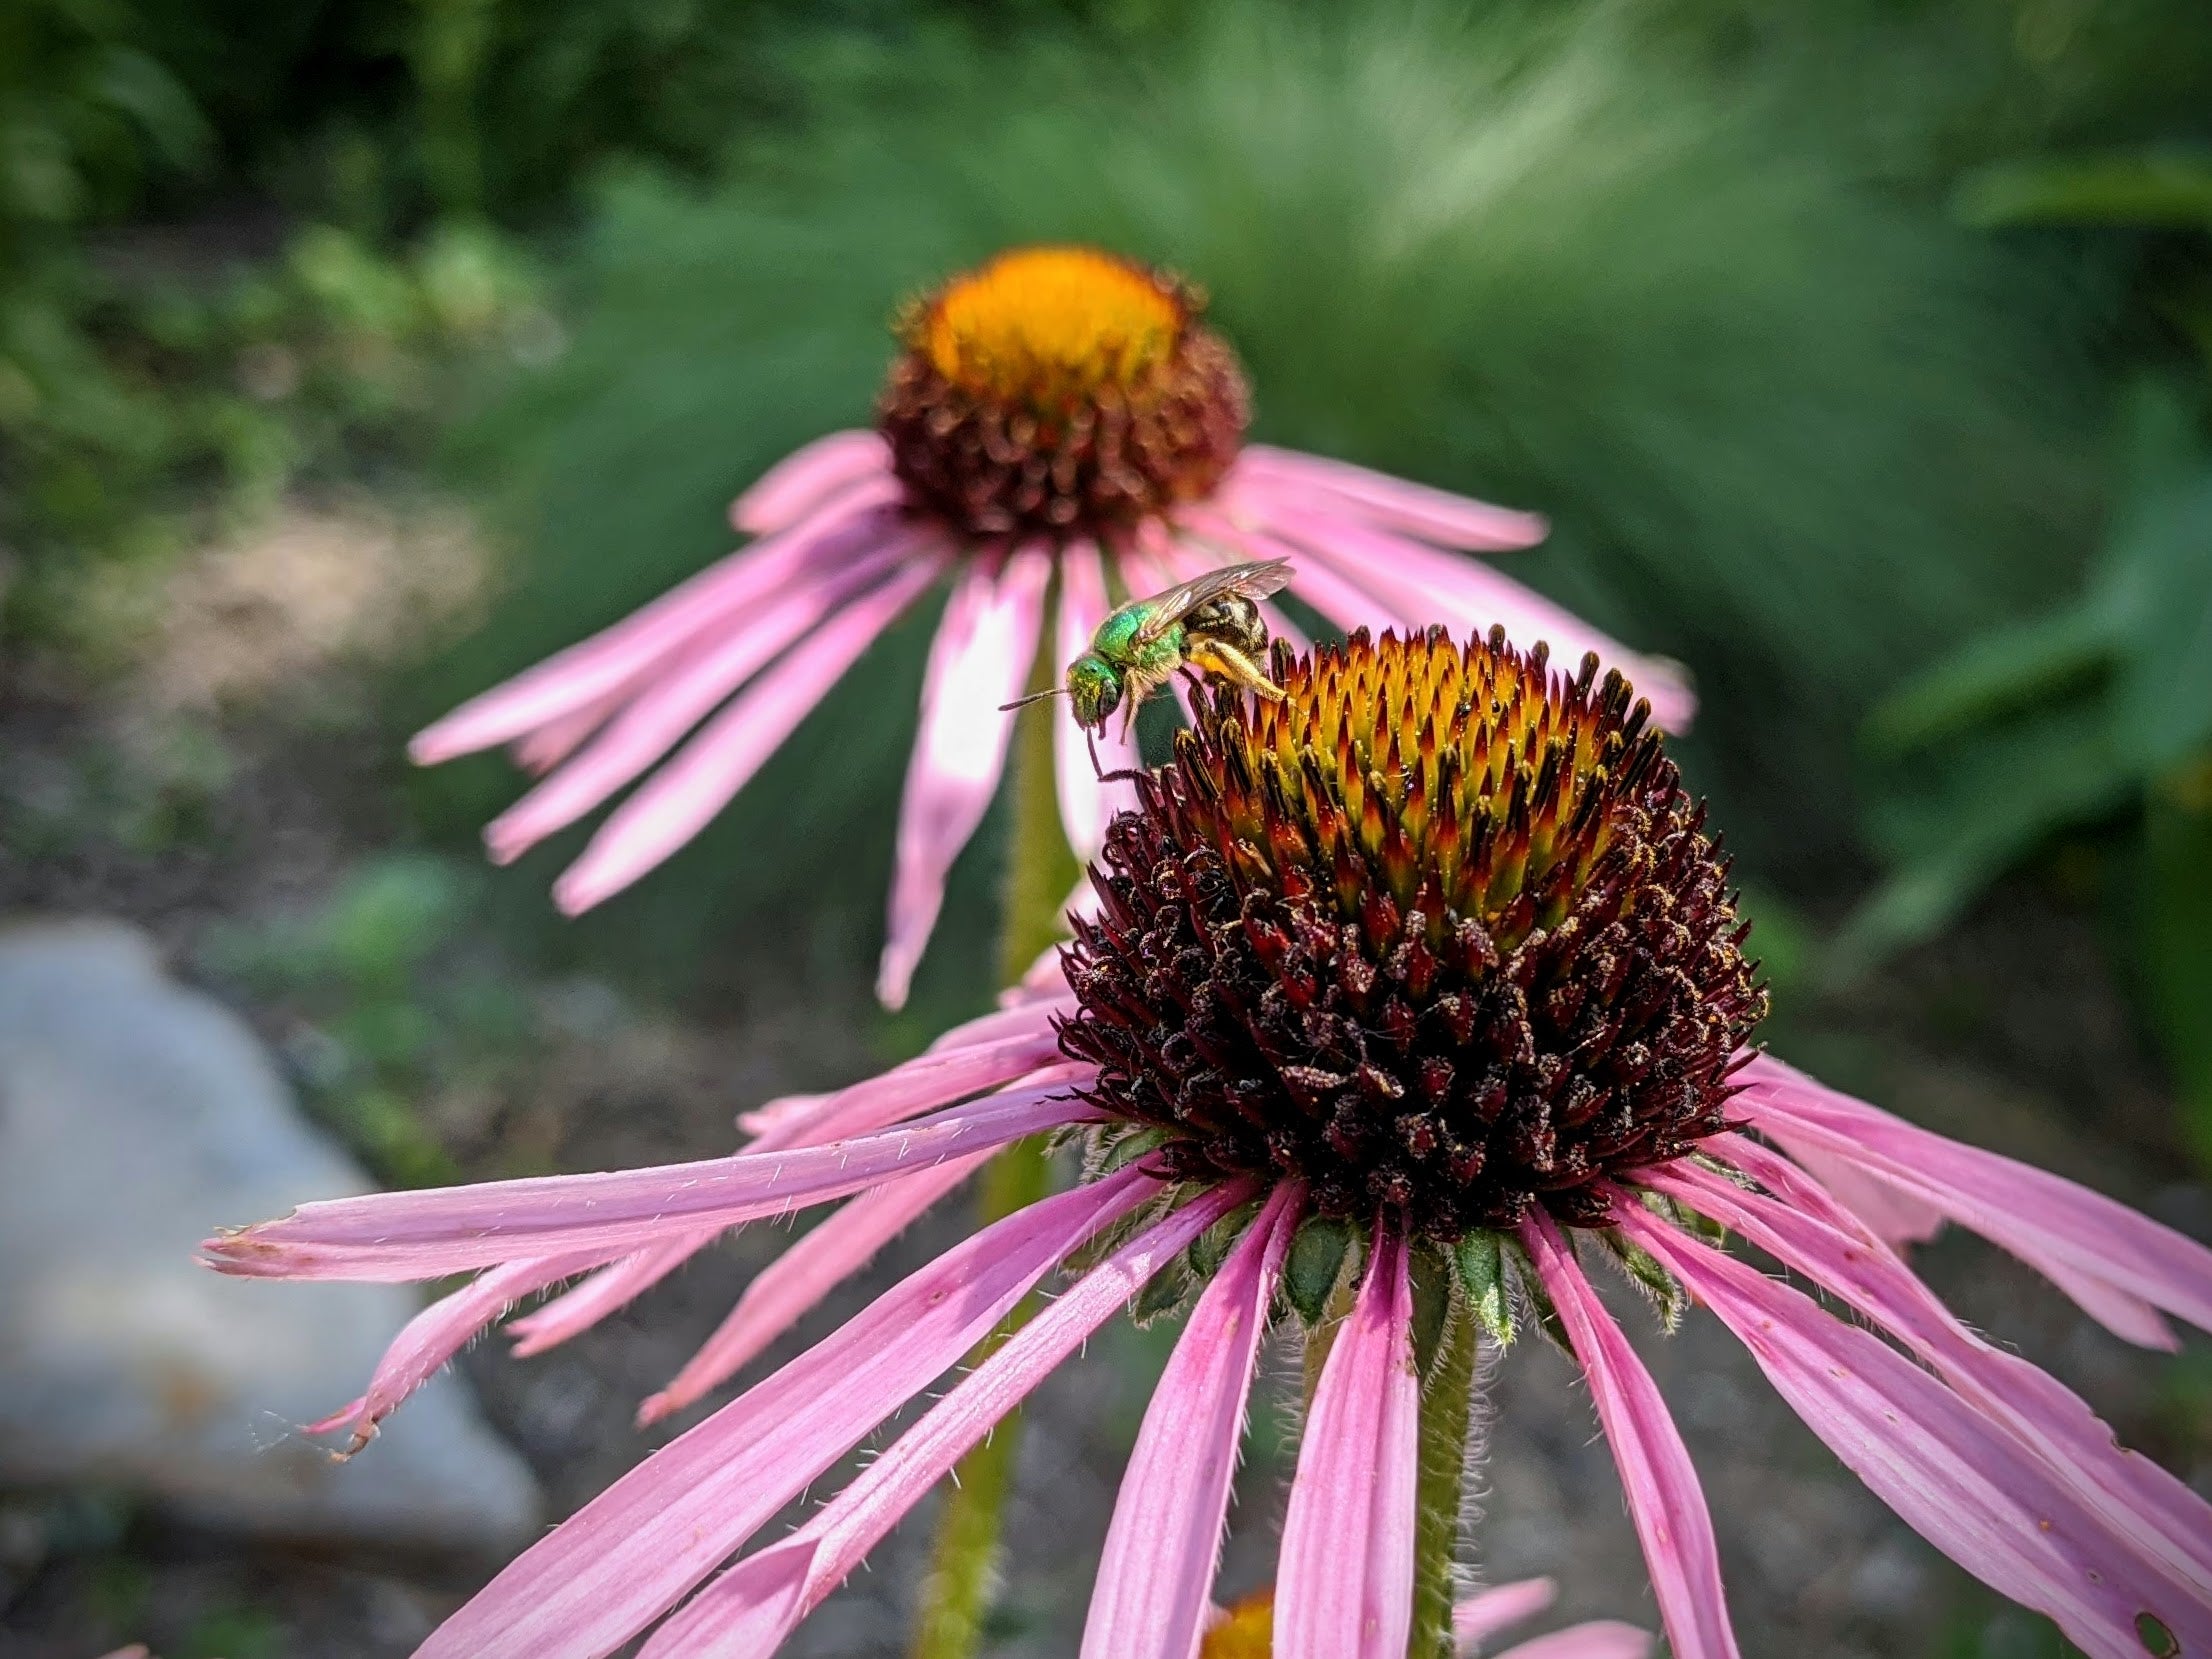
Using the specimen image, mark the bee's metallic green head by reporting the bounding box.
[1066,654,1122,731]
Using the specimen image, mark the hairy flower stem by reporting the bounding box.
[909,657,1080,1659]
[1411,1306,1480,1659]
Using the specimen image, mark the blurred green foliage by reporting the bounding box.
[1848,143,2212,1161]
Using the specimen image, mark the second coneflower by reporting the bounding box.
[414,245,1689,1006]
[209,629,2210,1659]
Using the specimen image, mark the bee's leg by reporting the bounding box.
[1189,640,1286,702]
[1087,726,1143,787]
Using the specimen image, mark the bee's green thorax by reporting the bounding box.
[1095,600,1186,674]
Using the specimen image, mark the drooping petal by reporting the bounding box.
[878,548,1054,1009]
[410,485,902,763]
[635,1178,1263,1659]
[412,1167,1159,1659]
[199,1082,1091,1282]
[1276,1221,1421,1659]
[730,431,891,535]
[1053,540,1141,862]
[310,1251,604,1450]
[1082,1185,1302,1659]
[1518,1214,1740,1659]
[506,1235,711,1358]
[1736,1054,2212,1340]
[1618,1199,2211,1657]
[1651,1146,2212,1599]
[484,542,913,865]
[551,554,942,914]
[637,1151,988,1425]
[1452,1578,1559,1647]
[1764,1137,1947,1252]
[748,1034,1073,1154]
[1489,1624,1654,1659]
[1235,446,1549,552]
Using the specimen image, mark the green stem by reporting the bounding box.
[1410,1306,1480,1659]
[908,653,1080,1659]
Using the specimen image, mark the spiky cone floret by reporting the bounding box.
[1060,626,1765,1239]
[406,238,1693,1012]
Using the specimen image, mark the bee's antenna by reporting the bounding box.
[998,687,1069,712]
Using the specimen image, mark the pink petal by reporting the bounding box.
[199,1082,1091,1282]
[310,1251,604,1450]
[1618,1198,2212,1655]
[1519,1214,1740,1659]
[730,431,891,535]
[486,542,912,865]
[553,554,941,915]
[637,1151,988,1425]
[411,484,901,763]
[635,1178,1263,1659]
[1453,1578,1559,1646]
[924,989,1071,1053]
[1491,1624,1655,1659]
[1276,1220,1421,1659]
[1236,446,1549,551]
[877,549,1053,1008]
[415,1167,1160,1659]
[750,1036,1073,1155]
[1736,1055,2212,1340]
[1053,541,1141,862]
[1261,510,1695,732]
[1653,1146,2212,1599]
[1766,1137,1946,1252]
[506,1235,711,1358]
[1081,1185,1302,1659]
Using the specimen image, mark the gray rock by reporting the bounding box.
[0,919,541,1554]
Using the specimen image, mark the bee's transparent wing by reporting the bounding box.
[1130,558,1295,646]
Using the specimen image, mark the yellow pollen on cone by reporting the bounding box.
[919,245,1183,404]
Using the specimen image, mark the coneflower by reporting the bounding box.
[208,629,2208,1659]
[412,246,1689,1007]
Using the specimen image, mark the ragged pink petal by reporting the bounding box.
[635,1178,1262,1659]
[507,1235,712,1358]
[554,555,941,915]
[410,485,900,764]
[1653,1145,2212,1600]
[486,543,912,865]
[1519,1214,1740,1659]
[734,1090,827,1139]
[638,1151,988,1425]
[310,1252,604,1450]
[1736,1054,2212,1341]
[1053,541,1141,862]
[730,431,890,535]
[1453,1579,1559,1646]
[1235,446,1549,551]
[1617,1197,2212,1656]
[413,1167,1159,1659]
[1766,1137,1946,1252]
[1082,1185,1302,1659]
[926,987,1070,1052]
[877,549,1053,1009]
[1490,1623,1654,1659]
[199,1082,1091,1282]
[1276,1220,1420,1659]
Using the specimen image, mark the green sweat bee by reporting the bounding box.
[1002,558,1294,779]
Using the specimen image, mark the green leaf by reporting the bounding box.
[1594,1228,1690,1335]
[1953,152,2212,232]
[1508,1241,1574,1358]
[2137,782,2212,1169]
[1284,1216,1356,1328]
[1187,1198,1259,1282]
[1863,604,2115,760]
[1835,705,2134,978]
[1130,1256,1195,1327]
[1451,1229,1514,1349]
[2106,467,2212,775]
